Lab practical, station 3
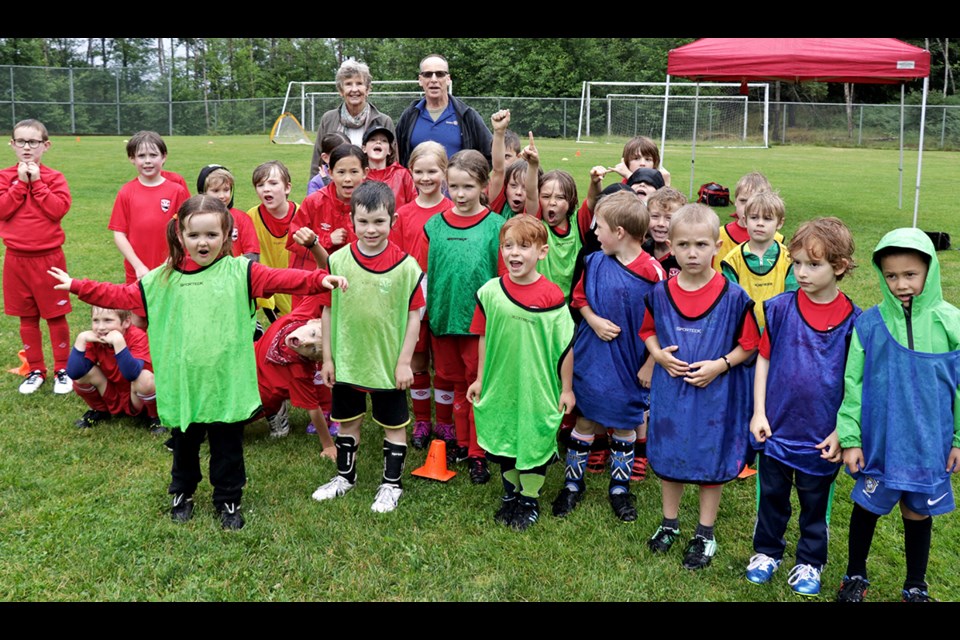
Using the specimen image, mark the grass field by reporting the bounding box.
[1,135,958,602]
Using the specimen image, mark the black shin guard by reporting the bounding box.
[382,439,407,488]
[335,434,359,484]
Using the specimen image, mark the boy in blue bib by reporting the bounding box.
[835,228,960,602]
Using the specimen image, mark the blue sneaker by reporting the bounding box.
[788,563,821,596]
[745,553,781,584]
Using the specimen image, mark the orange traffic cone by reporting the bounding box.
[575,149,581,157]
[738,465,758,479]
[412,439,456,481]
[7,350,29,375]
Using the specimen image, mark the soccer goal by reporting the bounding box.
[270,112,312,145]
[577,81,770,149]
[279,80,423,138]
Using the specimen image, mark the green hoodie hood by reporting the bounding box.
[871,227,960,352]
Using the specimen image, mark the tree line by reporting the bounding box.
[0,38,954,105]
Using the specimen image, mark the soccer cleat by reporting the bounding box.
[630,456,648,482]
[494,496,519,525]
[75,409,112,429]
[19,370,44,395]
[170,493,194,523]
[163,437,174,452]
[311,475,355,502]
[52,369,73,394]
[446,444,469,465]
[745,553,781,585]
[370,483,403,513]
[647,525,681,554]
[266,402,290,438]
[551,487,584,517]
[434,422,456,446]
[586,446,610,473]
[609,492,638,522]
[412,420,432,449]
[510,497,540,531]
[147,416,168,435]
[681,535,717,570]
[218,502,244,530]
[902,587,935,602]
[305,422,317,434]
[836,575,869,602]
[787,563,821,596]
[468,457,490,484]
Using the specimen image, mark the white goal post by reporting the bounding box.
[280,80,424,138]
[577,81,770,151]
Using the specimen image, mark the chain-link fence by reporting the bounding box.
[2,64,959,150]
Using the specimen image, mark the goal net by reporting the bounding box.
[577,81,770,149]
[280,80,423,136]
[270,112,311,145]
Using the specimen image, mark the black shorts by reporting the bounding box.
[331,384,410,429]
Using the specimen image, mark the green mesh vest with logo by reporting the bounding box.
[328,245,424,390]
[472,277,574,468]
[537,221,582,300]
[424,211,504,336]
[140,256,258,427]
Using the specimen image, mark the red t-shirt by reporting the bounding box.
[469,275,565,335]
[639,271,760,351]
[161,170,190,195]
[758,288,854,358]
[571,250,665,309]
[318,241,426,311]
[108,177,189,281]
[230,207,260,257]
[391,196,453,271]
[367,163,418,211]
[84,324,153,385]
[724,221,749,244]
[0,164,71,252]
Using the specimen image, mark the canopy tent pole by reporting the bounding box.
[898,84,905,209]
[913,75,929,228]
[660,75,671,167]
[688,82,700,200]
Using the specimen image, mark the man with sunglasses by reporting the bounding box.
[396,54,493,167]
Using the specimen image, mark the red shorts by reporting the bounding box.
[3,248,72,318]
[104,380,141,417]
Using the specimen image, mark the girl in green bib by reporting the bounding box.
[50,195,347,530]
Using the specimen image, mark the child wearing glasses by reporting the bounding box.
[0,119,74,395]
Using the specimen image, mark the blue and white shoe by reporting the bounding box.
[745,553,781,584]
[787,563,822,597]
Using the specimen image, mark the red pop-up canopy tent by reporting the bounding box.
[664,38,931,224]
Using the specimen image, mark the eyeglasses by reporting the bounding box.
[419,71,449,79]
[12,139,43,149]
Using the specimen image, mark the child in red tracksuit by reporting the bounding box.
[0,119,73,395]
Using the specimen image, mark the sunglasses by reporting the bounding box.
[419,71,449,79]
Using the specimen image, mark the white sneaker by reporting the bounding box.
[311,475,354,502]
[19,370,44,394]
[267,400,290,438]
[53,369,73,395]
[370,483,403,513]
